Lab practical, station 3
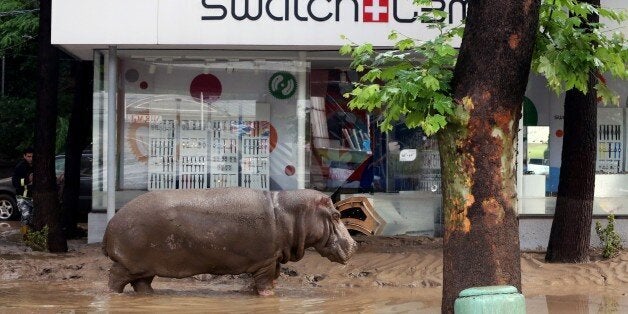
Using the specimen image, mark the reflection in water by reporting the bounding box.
[526,294,628,314]
[1,282,627,313]
[0,281,439,313]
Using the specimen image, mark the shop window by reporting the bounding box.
[524,126,550,175]
[386,123,440,193]
[596,108,625,174]
[308,69,375,193]
[114,51,309,193]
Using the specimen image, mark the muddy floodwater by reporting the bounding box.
[1,281,440,313]
[1,282,627,313]
[2,221,627,313]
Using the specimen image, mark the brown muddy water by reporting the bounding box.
[2,221,627,313]
[0,281,438,313]
[1,282,627,313]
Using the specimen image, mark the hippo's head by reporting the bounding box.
[310,195,358,264]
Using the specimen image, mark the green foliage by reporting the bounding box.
[595,214,623,259]
[342,0,627,135]
[0,96,35,156]
[23,225,48,251]
[532,0,628,105]
[0,0,39,53]
[340,3,462,135]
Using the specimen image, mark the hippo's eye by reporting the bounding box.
[332,212,340,221]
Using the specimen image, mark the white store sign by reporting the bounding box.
[52,0,468,47]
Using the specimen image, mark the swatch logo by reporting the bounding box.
[200,0,466,25]
[363,0,389,23]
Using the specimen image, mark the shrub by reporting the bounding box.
[23,225,48,252]
[595,214,623,259]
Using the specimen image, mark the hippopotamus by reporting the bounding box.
[102,187,357,296]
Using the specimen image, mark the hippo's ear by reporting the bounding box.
[316,195,332,207]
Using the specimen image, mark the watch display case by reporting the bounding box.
[147,101,271,191]
[597,108,624,174]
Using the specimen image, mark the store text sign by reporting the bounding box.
[158,0,467,46]
[199,0,466,24]
[183,0,466,46]
[51,0,466,47]
[399,149,417,162]
[52,0,625,47]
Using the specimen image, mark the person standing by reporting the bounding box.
[12,147,34,197]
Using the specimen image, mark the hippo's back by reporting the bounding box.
[103,188,277,277]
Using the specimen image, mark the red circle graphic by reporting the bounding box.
[190,74,222,102]
[285,165,295,176]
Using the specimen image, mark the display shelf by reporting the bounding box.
[148,119,177,190]
[147,109,272,190]
[418,149,441,193]
[209,119,240,188]
[179,118,209,189]
[597,124,623,173]
[240,120,270,190]
[597,108,624,174]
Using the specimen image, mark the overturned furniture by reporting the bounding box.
[335,196,384,235]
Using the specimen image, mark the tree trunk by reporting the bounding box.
[61,60,93,238]
[440,0,540,312]
[33,0,67,252]
[545,77,596,263]
[545,0,599,264]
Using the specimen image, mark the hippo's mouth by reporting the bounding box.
[317,232,357,264]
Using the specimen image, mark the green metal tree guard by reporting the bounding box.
[454,285,525,314]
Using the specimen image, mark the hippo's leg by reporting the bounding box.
[253,263,276,296]
[275,262,281,279]
[108,262,134,293]
[131,276,155,294]
[272,261,281,288]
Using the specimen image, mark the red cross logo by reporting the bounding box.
[363,0,389,23]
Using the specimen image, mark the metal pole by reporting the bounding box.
[296,52,307,189]
[107,46,117,222]
[1,56,5,96]
[517,114,523,214]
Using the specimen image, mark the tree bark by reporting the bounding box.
[33,0,67,252]
[61,60,93,238]
[545,0,599,264]
[440,0,540,312]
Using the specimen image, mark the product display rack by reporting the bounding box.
[209,120,239,188]
[147,101,271,191]
[597,108,625,174]
[179,119,209,189]
[148,119,177,190]
[240,120,270,190]
[418,149,441,192]
[597,124,623,173]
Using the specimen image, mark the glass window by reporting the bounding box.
[524,126,550,176]
[115,50,308,195]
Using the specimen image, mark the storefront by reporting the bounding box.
[51,0,628,244]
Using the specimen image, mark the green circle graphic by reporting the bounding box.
[269,72,297,99]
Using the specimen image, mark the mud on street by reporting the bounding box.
[1,221,627,313]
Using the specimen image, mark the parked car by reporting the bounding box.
[0,177,18,220]
[0,154,92,221]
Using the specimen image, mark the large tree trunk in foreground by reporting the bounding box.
[33,0,67,252]
[61,60,93,238]
[439,0,540,312]
[545,0,599,263]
